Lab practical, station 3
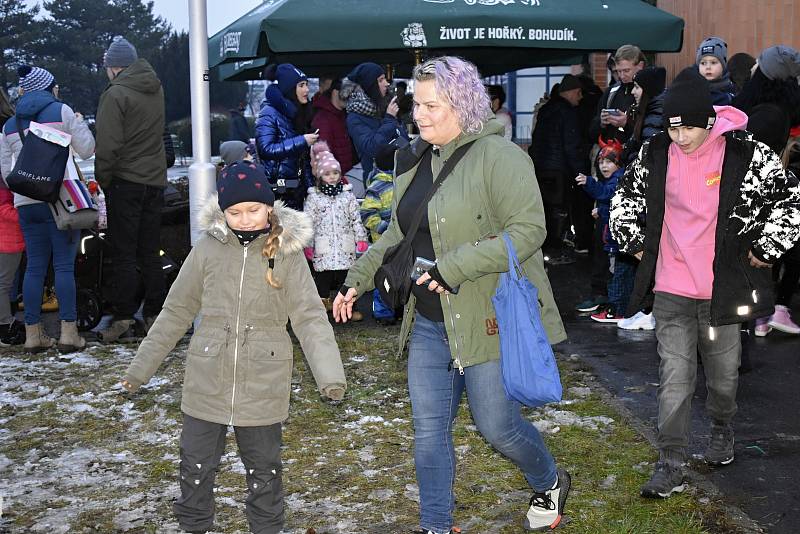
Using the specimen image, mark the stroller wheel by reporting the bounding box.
[76,289,102,332]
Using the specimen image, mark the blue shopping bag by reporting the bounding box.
[492,233,562,407]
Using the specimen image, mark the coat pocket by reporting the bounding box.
[341,232,356,254]
[184,336,225,395]
[315,235,332,256]
[245,340,294,398]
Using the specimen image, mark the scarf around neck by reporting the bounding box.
[318,182,344,197]
[229,225,270,247]
[346,86,379,118]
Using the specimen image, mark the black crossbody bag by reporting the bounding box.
[374,141,475,309]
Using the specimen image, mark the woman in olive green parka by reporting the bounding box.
[333,57,569,534]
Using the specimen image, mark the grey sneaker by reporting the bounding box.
[640,461,686,498]
[705,423,735,466]
[98,319,134,343]
[524,467,571,531]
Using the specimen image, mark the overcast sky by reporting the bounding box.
[150,0,263,35]
[25,0,263,36]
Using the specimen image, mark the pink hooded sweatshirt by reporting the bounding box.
[653,105,749,299]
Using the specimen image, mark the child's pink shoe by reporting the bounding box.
[768,305,800,334]
[754,317,771,337]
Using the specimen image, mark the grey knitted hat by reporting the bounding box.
[696,37,728,69]
[103,36,138,68]
[758,45,800,81]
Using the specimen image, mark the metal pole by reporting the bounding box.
[187,0,216,245]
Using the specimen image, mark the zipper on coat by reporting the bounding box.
[229,246,248,425]
[433,190,464,375]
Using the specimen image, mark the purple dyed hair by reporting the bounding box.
[412,56,493,135]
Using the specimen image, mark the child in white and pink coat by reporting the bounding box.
[304,142,368,317]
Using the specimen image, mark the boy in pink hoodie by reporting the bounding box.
[610,67,800,499]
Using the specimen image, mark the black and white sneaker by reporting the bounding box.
[640,461,687,498]
[524,467,571,531]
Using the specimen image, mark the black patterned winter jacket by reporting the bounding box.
[610,130,800,326]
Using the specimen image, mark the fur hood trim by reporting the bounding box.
[198,193,313,254]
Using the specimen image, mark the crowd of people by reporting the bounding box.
[530,39,800,501]
[3,27,800,534]
[0,35,170,351]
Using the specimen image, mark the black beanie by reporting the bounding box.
[747,104,790,155]
[633,66,666,99]
[217,162,275,211]
[662,67,717,130]
[347,62,385,99]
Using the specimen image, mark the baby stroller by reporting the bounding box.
[74,229,179,332]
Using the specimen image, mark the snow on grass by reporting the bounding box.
[0,325,722,533]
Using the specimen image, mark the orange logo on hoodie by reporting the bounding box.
[706,172,721,187]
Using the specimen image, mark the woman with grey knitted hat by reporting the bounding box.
[757,45,800,81]
[732,44,800,126]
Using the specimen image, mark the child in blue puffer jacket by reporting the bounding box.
[575,141,632,323]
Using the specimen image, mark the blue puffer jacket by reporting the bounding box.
[582,167,624,253]
[255,84,311,190]
[347,111,407,179]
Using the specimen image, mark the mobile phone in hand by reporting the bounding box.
[411,257,435,281]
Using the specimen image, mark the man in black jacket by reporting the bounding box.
[588,44,645,146]
[529,74,585,264]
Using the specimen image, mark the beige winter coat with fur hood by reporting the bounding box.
[124,196,346,426]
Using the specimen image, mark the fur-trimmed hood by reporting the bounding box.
[198,193,313,254]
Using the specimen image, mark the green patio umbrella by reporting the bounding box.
[209,0,684,79]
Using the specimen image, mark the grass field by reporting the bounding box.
[0,321,747,533]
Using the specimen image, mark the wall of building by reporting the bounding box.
[656,0,800,81]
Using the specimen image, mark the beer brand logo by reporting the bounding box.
[401,23,427,48]
[219,31,242,57]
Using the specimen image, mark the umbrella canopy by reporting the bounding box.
[209,0,684,78]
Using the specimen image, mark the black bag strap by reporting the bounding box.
[16,116,26,145]
[403,140,477,242]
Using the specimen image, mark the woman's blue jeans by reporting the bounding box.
[407,312,557,532]
[17,203,79,324]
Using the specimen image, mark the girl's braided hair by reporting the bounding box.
[262,209,284,288]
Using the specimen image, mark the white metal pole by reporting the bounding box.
[187,0,216,245]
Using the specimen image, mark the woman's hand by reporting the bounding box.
[748,250,771,268]
[416,271,447,294]
[332,288,358,322]
[386,97,399,118]
[304,132,319,145]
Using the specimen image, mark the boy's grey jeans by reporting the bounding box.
[652,292,741,464]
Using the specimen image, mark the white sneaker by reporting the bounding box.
[524,468,570,531]
[617,311,656,330]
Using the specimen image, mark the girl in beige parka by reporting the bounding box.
[120,162,346,534]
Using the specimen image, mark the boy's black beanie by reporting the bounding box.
[662,67,717,129]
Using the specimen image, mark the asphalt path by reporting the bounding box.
[548,254,800,533]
